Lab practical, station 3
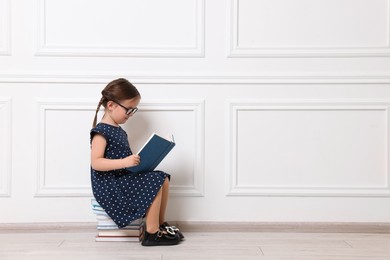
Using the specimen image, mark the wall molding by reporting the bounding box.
[1,73,390,84]
[0,0,11,55]
[227,0,390,57]
[0,97,11,197]
[35,99,205,197]
[35,0,205,57]
[226,99,390,197]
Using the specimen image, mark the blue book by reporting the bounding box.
[126,133,175,173]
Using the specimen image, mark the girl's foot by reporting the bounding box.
[141,230,180,246]
[160,222,184,240]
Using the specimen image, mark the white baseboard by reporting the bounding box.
[0,222,96,233]
[1,222,390,233]
[175,221,390,233]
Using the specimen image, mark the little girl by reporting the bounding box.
[90,78,183,246]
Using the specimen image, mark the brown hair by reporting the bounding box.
[92,78,140,127]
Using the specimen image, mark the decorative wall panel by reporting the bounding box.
[227,100,390,196]
[228,0,390,57]
[36,0,204,57]
[36,99,204,197]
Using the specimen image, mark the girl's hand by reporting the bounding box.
[126,154,141,167]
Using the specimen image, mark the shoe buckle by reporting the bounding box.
[171,226,179,232]
[165,226,176,235]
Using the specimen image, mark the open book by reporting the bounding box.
[126,133,175,173]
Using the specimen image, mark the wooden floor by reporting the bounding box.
[1,229,390,260]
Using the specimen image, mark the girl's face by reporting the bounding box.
[106,96,140,126]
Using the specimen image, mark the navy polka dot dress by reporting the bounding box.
[90,123,170,228]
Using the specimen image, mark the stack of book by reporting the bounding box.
[91,198,144,242]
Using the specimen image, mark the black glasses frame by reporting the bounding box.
[112,100,138,115]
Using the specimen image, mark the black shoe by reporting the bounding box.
[141,230,180,246]
[160,222,184,241]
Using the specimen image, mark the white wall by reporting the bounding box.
[1,0,390,223]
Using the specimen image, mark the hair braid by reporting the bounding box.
[92,97,105,127]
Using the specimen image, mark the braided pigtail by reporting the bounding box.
[92,97,105,128]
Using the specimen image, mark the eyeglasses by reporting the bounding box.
[112,100,138,115]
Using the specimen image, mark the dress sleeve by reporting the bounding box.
[90,125,107,144]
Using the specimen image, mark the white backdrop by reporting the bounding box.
[1,0,390,223]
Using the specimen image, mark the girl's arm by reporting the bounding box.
[91,134,140,171]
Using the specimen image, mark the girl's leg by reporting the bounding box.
[157,178,184,240]
[159,177,170,225]
[142,177,180,246]
[145,187,162,233]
